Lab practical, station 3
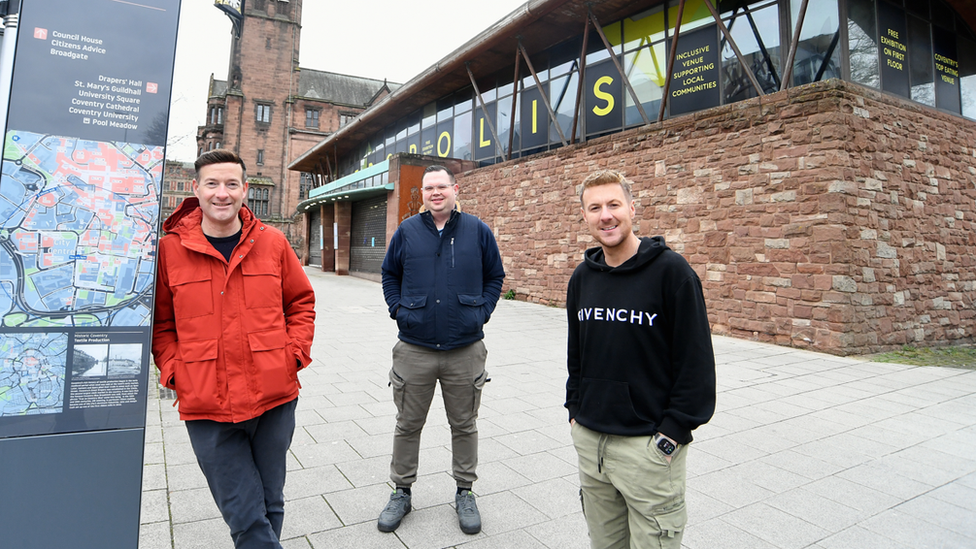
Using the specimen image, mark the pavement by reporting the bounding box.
[139,269,976,549]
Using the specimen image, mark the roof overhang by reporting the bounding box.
[288,0,654,173]
[289,0,976,173]
[297,159,392,211]
[297,184,393,212]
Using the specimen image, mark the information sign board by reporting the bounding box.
[0,0,180,439]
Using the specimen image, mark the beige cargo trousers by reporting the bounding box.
[388,340,488,489]
[572,422,687,549]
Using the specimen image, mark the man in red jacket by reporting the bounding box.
[152,150,315,549]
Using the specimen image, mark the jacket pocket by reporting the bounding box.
[248,328,296,402]
[175,338,220,413]
[169,266,213,319]
[396,294,427,333]
[241,261,283,309]
[456,294,486,337]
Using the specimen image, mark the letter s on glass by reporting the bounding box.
[592,76,615,117]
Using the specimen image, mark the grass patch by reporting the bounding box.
[870,345,976,370]
[502,289,516,300]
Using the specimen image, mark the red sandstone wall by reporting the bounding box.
[457,80,976,355]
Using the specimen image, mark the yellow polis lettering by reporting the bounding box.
[532,100,538,134]
[479,117,491,147]
[593,76,615,116]
[437,131,451,157]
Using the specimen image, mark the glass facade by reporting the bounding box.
[339,0,974,177]
[850,0,974,116]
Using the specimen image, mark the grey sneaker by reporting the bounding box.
[377,488,411,532]
[455,490,481,534]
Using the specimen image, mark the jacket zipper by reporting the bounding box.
[451,237,455,268]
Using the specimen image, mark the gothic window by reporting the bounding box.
[248,186,270,217]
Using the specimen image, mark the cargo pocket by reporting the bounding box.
[248,328,294,401]
[472,369,488,414]
[169,266,213,319]
[176,338,220,412]
[651,504,686,549]
[389,368,406,412]
[242,261,283,309]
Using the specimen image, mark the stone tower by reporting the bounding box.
[222,0,303,235]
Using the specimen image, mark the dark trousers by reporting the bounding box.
[185,399,297,549]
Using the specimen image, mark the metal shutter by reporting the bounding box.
[350,195,387,274]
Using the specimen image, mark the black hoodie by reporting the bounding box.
[565,236,716,444]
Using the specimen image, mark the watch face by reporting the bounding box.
[657,437,676,456]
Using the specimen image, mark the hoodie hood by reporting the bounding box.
[583,236,670,273]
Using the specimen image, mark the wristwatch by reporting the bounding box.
[655,434,676,456]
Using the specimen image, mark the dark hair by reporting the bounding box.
[422,164,455,183]
[195,149,247,181]
[579,169,633,203]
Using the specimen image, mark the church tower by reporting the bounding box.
[221,0,303,231]
[194,0,395,256]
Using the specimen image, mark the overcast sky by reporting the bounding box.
[167,0,528,161]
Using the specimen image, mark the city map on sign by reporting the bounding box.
[0,131,162,328]
[0,332,67,417]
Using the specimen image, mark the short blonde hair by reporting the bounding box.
[579,170,633,203]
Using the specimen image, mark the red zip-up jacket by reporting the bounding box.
[152,198,315,422]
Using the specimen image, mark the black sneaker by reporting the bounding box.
[455,490,481,534]
[377,488,411,532]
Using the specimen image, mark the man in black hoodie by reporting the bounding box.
[565,170,716,549]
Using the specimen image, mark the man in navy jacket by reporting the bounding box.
[377,165,505,535]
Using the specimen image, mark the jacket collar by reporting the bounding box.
[420,208,459,234]
[163,199,262,260]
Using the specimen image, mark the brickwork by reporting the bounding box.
[160,161,195,223]
[456,79,976,355]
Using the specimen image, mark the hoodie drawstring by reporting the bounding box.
[597,433,609,473]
